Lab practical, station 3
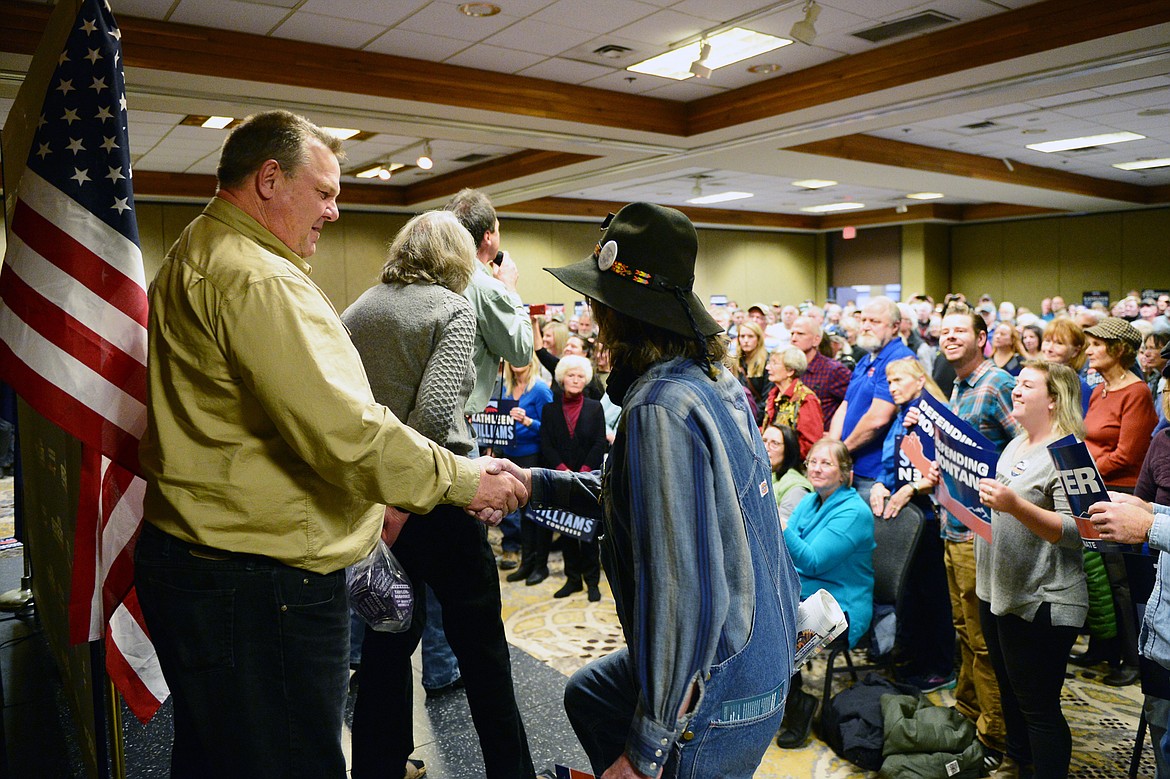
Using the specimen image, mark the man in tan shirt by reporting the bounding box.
[135,110,524,778]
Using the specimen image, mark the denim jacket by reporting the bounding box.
[1141,504,1170,669]
[531,358,800,775]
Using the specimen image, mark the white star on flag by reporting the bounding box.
[101,136,118,152]
[62,107,80,124]
[90,76,107,93]
[95,105,113,121]
[70,167,91,185]
[56,78,74,95]
[106,166,125,183]
[112,196,131,214]
[85,48,102,64]
[80,18,97,33]
[67,137,86,153]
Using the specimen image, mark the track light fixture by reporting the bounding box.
[790,0,820,46]
[416,140,434,170]
[689,41,712,79]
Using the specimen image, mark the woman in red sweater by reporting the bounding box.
[760,347,823,458]
[1083,317,1158,687]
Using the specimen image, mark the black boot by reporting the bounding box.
[554,578,583,598]
[525,566,549,586]
[1069,635,1117,668]
[775,690,817,749]
[506,559,535,582]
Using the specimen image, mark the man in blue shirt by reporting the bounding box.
[830,296,914,503]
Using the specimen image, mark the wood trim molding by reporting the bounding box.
[789,135,1152,203]
[500,197,822,230]
[401,150,597,205]
[687,0,1170,135]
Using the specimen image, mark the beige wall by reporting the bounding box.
[133,202,822,313]
[951,207,1170,311]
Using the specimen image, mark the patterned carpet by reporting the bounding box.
[490,527,1157,778]
[0,476,21,555]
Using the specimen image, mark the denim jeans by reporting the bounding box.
[421,587,461,689]
[135,523,349,778]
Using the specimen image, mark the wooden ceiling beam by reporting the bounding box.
[789,134,1152,203]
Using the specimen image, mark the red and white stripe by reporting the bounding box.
[0,169,168,719]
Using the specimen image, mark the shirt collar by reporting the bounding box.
[204,196,313,276]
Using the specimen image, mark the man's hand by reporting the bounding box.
[381,506,410,546]
[1088,500,1155,545]
[465,456,527,526]
[491,457,532,497]
[602,753,661,779]
[494,250,520,291]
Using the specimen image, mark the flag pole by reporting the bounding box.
[107,677,126,779]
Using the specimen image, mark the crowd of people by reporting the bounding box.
[131,109,1170,779]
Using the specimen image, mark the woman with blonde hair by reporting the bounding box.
[500,351,555,584]
[976,361,1089,778]
[869,357,954,691]
[732,320,769,424]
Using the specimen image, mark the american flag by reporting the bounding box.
[0,0,168,722]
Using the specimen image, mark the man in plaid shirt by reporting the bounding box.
[938,303,1021,767]
[789,316,851,430]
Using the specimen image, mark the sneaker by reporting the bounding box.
[499,550,520,570]
[907,672,956,693]
[404,758,427,779]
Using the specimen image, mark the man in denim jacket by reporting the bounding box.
[506,203,801,779]
[1090,495,1170,774]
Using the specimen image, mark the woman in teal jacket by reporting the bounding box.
[776,438,876,749]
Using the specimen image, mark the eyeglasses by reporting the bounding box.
[805,458,839,470]
[763,439,784,450]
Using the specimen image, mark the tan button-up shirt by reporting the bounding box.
[139,197,479,573]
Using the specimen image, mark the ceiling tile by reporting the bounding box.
[517,57,616,84]
[298,0,428,26]
[484,18,599,56]
[444,44,548,73]
[272,12,385,48]
[365,28,471,60]
[127,110,186,126]
[606,8,709,46]
[109,0,174,20]
[646,79,728,100]
[530,0,658,35]
[397,3,522,42]
[170,0,288,35]
[583,70,670,94]
[669,0,780,24]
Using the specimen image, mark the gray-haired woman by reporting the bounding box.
[343,210,534,779]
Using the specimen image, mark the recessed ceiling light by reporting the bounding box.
[905,192,944,200]
[1025,131,1144,153]
[747,63,781,74]
[1113,158,1170,171]
[628,27,791,81]
[792,179,837,189]
[320,126,362,140]
[458,3,500,16]
[1020,129,1046,135]
[800,202,865,213]
[687,191,754,205]
[201,116,234,129]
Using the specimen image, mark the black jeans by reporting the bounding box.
[135,523,349,778]
[350,503,534,779]
[897,517,955,677]
[980,600,1079,777]
[563,537,601,587]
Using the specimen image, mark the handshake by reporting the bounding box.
[466,456,533,526]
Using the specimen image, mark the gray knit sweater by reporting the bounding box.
[974,434,1088,627]
[342,281,476,456]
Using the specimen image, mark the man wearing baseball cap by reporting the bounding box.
[504,202,801,778]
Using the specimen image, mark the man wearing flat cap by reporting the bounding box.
[503,202,801,778]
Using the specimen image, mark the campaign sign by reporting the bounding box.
[916,394,997,542]
[529,507,599,542]
[1047,434,1145,554]
[470,399,517,448]
[555,766,596,779]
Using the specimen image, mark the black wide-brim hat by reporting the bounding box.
[545,202,722,339]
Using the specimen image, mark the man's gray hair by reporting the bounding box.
[216,110,345,190]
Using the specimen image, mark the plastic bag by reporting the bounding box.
[347,538,414,633]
